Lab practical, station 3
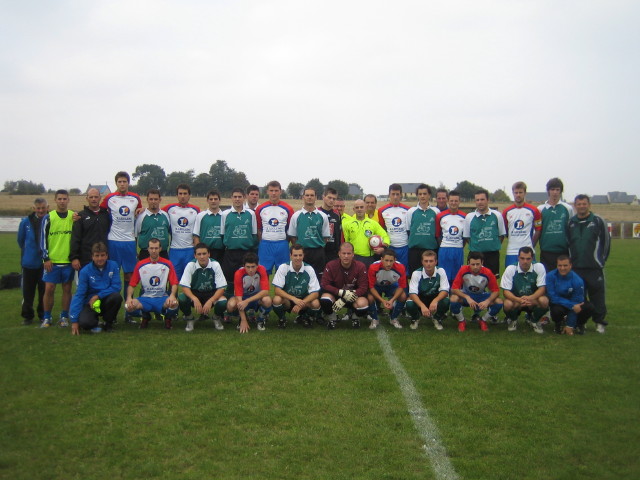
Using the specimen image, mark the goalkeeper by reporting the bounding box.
[320,242,369,329]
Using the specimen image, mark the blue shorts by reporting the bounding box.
[109,240,137,273]
[390,245,409,274]
[438,247,464,285]
[136,296,178,316]
[169,248,194,281]
[373,284,399,299]
[258,240,290,274]
[43,264,74,284]
[459,292,492,305]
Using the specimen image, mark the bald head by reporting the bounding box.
[353,199,366,219]
[87,188,101,209]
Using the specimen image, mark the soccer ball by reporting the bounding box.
[369,235,383,249]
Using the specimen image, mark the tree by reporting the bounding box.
[286,182,305,199]
[326,179,349,199]
[305,178,324,196]
[192,173,213,197]
[165,170,195,195]
[491,189,511,203]
[2,179,46,195]
[453,180,486,201]
[209,160,250,195]
[69,188,82,195]
[132,164,166,194]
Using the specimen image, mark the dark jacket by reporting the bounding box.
[70,206,112,265]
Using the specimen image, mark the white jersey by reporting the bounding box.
[101,192,142,242]
[437,210,466,248]
[502,203,542,255]
[378,203,410,248]
[255,201,294,241]
[163,203,201,249]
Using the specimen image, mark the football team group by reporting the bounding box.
[17,172,610,336]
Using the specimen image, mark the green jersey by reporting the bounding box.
[220,208,258,250]
[135,209,171,250]
[272,261,320,299]
[406,205,440,249]
[538,201,574,253]
[408,267,450,296]
[500,263,546,297]
[463,210,506,252]
[194,210,224,250]
[179,259,227,293]
[288,208,330,249]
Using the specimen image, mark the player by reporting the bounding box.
[70,187,111,269]
[567,194,610,333]
[135,188,171,260]
[40,190,74,328]
[125,238,179,330]
[272,244,322,328]
[435,188,449,212]
[406,183,440,275]
[69,242,122,334]
[244,184,260,211]
[367,249,407,329]
[463,189,506,277]
[255,180,294,274]
[406,250,450,330]
[162,183,201,280]
[378,183,410,273]
[288,187,330,278]
[193,189,225,262]
[178,243,227,332]
[17,197,47,325]
[502,181,542,267]
[343,199,389,266]
[449,251,504,332]
[435,190,466,285]
[320,242,369,329]
[546,255,594,335]
[500,246,548,334]
[318,187,342,262]
[538,177,574,273]
[227,252,273,333]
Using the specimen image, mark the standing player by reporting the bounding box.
[367,249,407,329]
[567,194,610,333]
[500,247,548,334]
[17,197,47,325]
[343,199,389,267]
[449,251,504,332]
[318,187,342,263]
[101,171,142,322]
[70,188,111,269]
[135,188,171,260]
[162,183,200,280]
[288,187,330,278]
[436,190,466,285]
[244,185,260,211]
[502,181,542,267]
[406,183,440,275]
[378,183,410,273]
[178,243,228,332]
[255,180,294,274]
[228,252,273,333]
[538,178,574,273]
[463,189,506,277]
[40,190,74,328]
[272,244,322,328]
[193,189,225,262]
[406,250,450,330]
[435,188,449,213]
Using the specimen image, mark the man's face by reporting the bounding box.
[116,177,129,194]
[303,189,316,208]
[323,192,336,210]
[207,195,220,210]
[244,263,258,276]
[417,188,431,205]
[381,254,395,271]
[34,202,48,218]
[548,187,562,204]
[513,188,526,206]
[55,194,69,212]
[268,186,281,203]
[177,188,190,206]
[290,249,304,269]
[195,248,210,267]
[339,245,354,267]
[147,194,161,211]
[148,242,161,261]
[247,190,259,207]
[92,251,108,268]
[335,201,345,216]
[389,189,402,206]
[353,201,365,220]
[422,255,437,274]
[232,192,244,208]
[575,198,590,217]
[518,252,533,271]
[436,192,448,209]
[468,258,483,275]
[475,193,488,212]
[86,189,101,209]
[557,259,572,276]
[364,197,377,214]
[448,195,460,211]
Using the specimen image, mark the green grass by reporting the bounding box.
[1,233,639,479]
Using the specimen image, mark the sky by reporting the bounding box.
[1,0,638,200]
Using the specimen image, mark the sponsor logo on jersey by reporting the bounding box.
[119,206,130,216]
[178,217,189,227]
[149,276,161,287]
[449,226,459,235]
[392,217,402,227]
[514,220,525,230]
[365,229,372,237]
[268,218,279,227]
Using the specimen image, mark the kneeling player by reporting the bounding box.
[450,251,503,332]
[500,246,549,334]
[406,250,450,330]
[178,243,228,332]
[272,244,321,328]
[228,252,273,333]
[125,238,179,329]
[367,249,407,329]
[320,242,369,329]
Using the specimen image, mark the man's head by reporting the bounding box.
[266,180,282,203]
[206,190,221,211]
[512,181,527,206]
[517,247,535,271]
[146,189,161,212]
[416,184,432,206]
[381,249,396,271]
[335,198,346,216]
[474,189,489,213]
[546,177,564,205]
[364,194,377,216]
[148,238,161,261]
[54,189,69,212]
[448,190,460,212]
[467,251,485,275]
[242,252,260,276]
[290,244,304,269]
[33,198,48,218]
[246,185,260,208]
[323,187,337,210]
[353,199,366,220]
[303,188,317,209]
[194,242,211,267]
[86,188,101,210]
[388,183,402,206]
[91,241,109,268]
[421,250,438,274]
[339,242,355,267]
[115,172,130,194]
[574,194,590,218]
[436,188,448,210]
[556,254,572,277]
[177,184,191,206]
[231,187,245,209]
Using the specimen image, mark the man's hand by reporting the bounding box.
[71,259,82,271]
[237,299,249,311]
[43,260,53,273]
[332,298,346,312]
[339,289,358,303]
[239,319,250,333]
[573,302,583,314]
[466,296,479,310]
[420,305,431,317]
[192,298,203,314]
[71,323,80,336]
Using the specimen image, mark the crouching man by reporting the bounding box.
[406,250,450,330]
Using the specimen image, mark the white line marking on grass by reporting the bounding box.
[376,327,460,480]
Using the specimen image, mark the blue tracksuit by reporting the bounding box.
[70,260,122,322]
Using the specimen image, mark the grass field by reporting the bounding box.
[1,233,639,479]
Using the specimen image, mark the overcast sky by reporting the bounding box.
[1,1,638,200]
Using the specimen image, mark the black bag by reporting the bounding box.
[0,272,22,290]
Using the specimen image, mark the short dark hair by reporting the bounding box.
[416,183,432,195]
[231,187,245,196]
[115,171,130,183]
[194,242,209,252]
[546,177,564,193]
[146,188,161,198]
[176,183,191,195]
[512,181,527,192]
[518,246,535,257]
[206,189,220,200]
[290,243,304,254]
[364,194,377,203]
[91,242,108,254]
[436,188,448,197]
[324,187,337,196]
[246,184,260,194]
[55,189,69,198]
[467,251,485,263]
[556,254,571,264]
[148,238,161,247]
[574,194,590,203]
[243,252,259,265]
[266,180,282,190]
[389,183,402,194]
[303,187,317,196]
[475,189,489,200]
[381,249,396,259]
[448,190,460,198]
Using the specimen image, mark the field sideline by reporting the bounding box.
[1,233,639,479]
